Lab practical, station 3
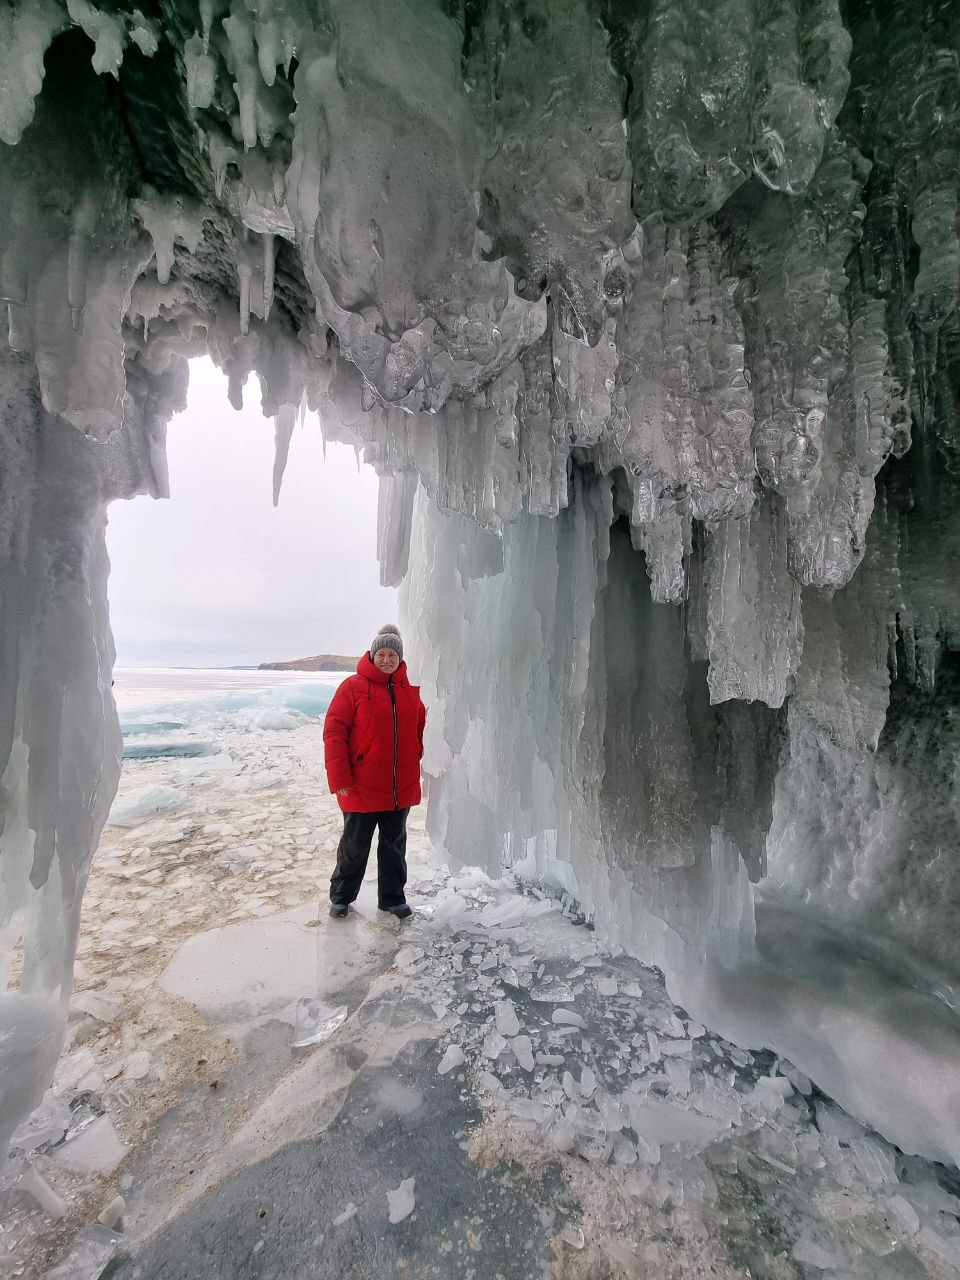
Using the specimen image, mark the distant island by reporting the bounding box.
[259,654,358,672]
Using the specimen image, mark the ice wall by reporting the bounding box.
[0,0,958,1160]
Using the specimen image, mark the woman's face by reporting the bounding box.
[373,647,400,674]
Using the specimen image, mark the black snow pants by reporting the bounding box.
[329,809,409,909]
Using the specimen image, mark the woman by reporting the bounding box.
[323,625,426,919]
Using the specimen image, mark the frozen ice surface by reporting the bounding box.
[386,1176,416,1225]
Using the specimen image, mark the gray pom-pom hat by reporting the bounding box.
[370,624,403,661]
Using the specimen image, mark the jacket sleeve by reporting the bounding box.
[417,697,426,760]
[323,681,356,792]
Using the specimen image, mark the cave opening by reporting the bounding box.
[2,0,960,1274]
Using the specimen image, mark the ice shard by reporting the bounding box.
[0,0,959,1164]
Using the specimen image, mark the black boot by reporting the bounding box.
[379,903,412,920]
[330,902,349,919]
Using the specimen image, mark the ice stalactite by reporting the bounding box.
[0,349,169,1157]
[0,0,959,1163]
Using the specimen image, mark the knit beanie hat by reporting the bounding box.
[370,624,403,661]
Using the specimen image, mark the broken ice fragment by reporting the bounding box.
[596,976,618,996]
[124,1050,150,1080]
[495,999,520,1037]
[580,1067,596,1098]
[291,999,348,1052]
[627,1099,728,1149]
[552,1009,586,1029]
[560,1222,585,1249]
[482,1031,507,1059]
[14,1162,67,1216]
[510,1035,534,1072]
[531,980,574,1003]
[750,1075,793,1113]
[660,1038,693,1057]
[665,1058,691,1096]
[848,1136,896,1187]
[97,1195,125,1228]
[508,1096,551,1125]
[387,1176,416,1224]
[53,1116,129,1174]
[438,1045,465,1076]
[70,989,122,1022]
[635,1135,662,1165]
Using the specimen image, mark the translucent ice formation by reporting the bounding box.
[1,0,959,1169]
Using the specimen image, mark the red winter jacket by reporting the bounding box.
[323,654,426,813]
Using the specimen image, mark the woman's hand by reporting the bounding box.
[337,787,350,797]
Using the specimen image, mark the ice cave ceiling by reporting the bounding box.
[1,0,960,1163]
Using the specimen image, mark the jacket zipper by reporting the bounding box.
[387,676,399,810]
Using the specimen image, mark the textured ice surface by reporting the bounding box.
[1,0,959,1178]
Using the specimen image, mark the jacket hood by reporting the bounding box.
[356,652,408,684]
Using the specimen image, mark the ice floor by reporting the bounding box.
[5,719,960,1278]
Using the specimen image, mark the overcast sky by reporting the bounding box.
[107,358,396,668]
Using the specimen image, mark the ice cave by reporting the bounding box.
[2,0,960,1275]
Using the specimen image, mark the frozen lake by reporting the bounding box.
[113,665,348,712]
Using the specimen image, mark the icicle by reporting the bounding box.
[185,34,217,111]
[67,189,99,332]
[65,0,126,79]
[262,233,275,321]
[269,139,286,206]
[0,182,32,307]
[127,11,159,57]
[360,381,377,413]
[7,302,28,351]
[131,188,207,286]
[0,0,64,147]
[236,234,258,335]
[222,2,259,150]
[255,17,280,87]
[199,0,217,53]
[207,129,240,201]
[272,404,297,506]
